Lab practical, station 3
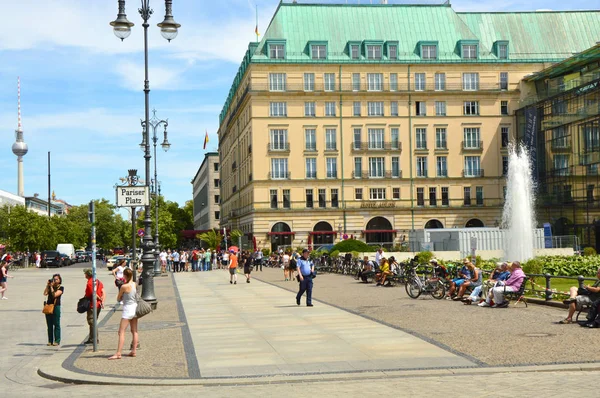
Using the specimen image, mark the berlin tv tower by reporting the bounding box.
[12,77,28,197]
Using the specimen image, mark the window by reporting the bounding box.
[464,127,480,148]
[369,157,385,178]
[215,211,220,220]
[370,188,386,200]
[271,158,288,179]
[422,45,437,60]
[498,44,508,59]
[311,45,327,60]
[436,128,447,149]
[552,127,567,148]
[306,158,317,179]
[417,156,428,177]
[283,189,291,209]
[269,73,286,91]
[393,187,400,200]
[417,188,424,206]
[305,129,316,151]
[270,102,287,117]
[331,189,339,208]
[462,44,477,59]
[501,101,509,115]
[213,163,219,172]
[463,101,479,116]
[350,44,360,60]
[353,128,361,150]
[464,156,481,177]
[214,179,220,188]
[270,129,288,150]
[304,73,315,91]
[366,45,382,60]
[305,102,316,117]
[368,128,384,149]
[416,101,426,116]
[367,73,383,91]
[325,128,337,150]
[429,187,437,206]
[324,73,335,91]
[353,101,361,116]
[391,128,399,149]
[318,189,326,208]
[462,73,479,91]
[502,156,508,176]
[501,127,509,147]
[584,126,600,151]
[326,157,337,178]
[390,73,398,91]
[476,186,483,206]
[435,101,446,116]
[355,188,363,200]
[214,195,220,204]
[437,156,447,177]
[554,155,569,176]
[587,185,595,203]
[325,102,336,116]
[354,157,362,178]
[306,189,314,208]
[352,73,361,91]
[270,44,285,59]
[415,73,426,91]
[500,72,508,90]
[435,73,445,91]
[416,128,427,149]
[464,187,471,206]
[368,101,384,116]
[270,189,278,209]
[441,187,449,206]
[392,157,400,177]
[390,101,398,116]
[388,44,398,60]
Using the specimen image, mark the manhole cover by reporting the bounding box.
[523,333,554,338]
[102,321,184,332]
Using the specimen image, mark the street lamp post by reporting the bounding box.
[110,0,180,308]
[140,109,170,277]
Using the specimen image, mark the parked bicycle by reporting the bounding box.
[405,263,446,299]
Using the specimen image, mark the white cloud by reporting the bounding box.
[115,61,182,91]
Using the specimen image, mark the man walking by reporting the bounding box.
[296,249,315,307]
[254,249,263,272]
[172,250,180,273]
[83,269,105,344]
[204,248,212,271]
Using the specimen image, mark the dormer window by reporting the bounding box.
[388,43,398,60]
[266,40,286,60]
[495,41,509,60]
[350,44,360,60]
[422,45,437,60]
[366,44,382,60]
[311,44,327,60]
[461,43,478,59]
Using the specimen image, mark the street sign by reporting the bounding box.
[470,236,477,265]
[116,186,150,207]
[137,228,145,237]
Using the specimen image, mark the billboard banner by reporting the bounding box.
[524,106,538,179]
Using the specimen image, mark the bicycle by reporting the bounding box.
[405,263,446,299]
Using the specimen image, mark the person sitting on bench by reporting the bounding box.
[446,259,472,300]
[464,262,510,304]
[358,256,375,283]
[376,258,391,286]
[457,262,482,302]
[558,267,600,324]
[479,262,525,308]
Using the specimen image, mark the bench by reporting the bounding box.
[576,302,592,323]
[497,278,529,308]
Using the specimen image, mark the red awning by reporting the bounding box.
[267,231,295,236]
[362,230,397,233]
[309,231,338,235]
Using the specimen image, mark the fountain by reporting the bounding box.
[502,144,536,261]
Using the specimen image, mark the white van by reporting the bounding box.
[56,244,75,263]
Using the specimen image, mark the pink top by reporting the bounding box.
[504,268,526,291]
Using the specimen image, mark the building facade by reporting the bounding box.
[25,195,62,216]
[0,189,25,208]
[217,1,600,252]
[516,44,600,250]
[191,152,221,231]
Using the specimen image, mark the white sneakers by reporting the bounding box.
[478,301,490,307]
[1,297,7,300]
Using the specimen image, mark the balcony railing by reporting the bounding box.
[462,141,483,151]
[267,143,290,153]
[462,169,485,177]
[351,141,401,151]
[268,172,290,180]
[304,145,318,152]
[550,142,572,152]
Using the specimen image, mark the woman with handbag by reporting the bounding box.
[109,268,138,360]
[43,274,64,346]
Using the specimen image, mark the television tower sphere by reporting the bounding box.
[12,139,28,157]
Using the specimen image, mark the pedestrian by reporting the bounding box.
[35,251,41,268]
[44,273,64,346]
[0,261,14,299]
[112,259,127,289]
[204,248,211,271]
[191,248,199,272]
[254,249,263,272]
[83,269,105,344]
[181,250,189,272]
[244,251,253,283]
[222,250,229,270]
[282,251,291,281]
[167,249,173,272]
[296,249,315,307]
[172,250,180,273]
[159,249,167,274]
[109,268,138,360]
[228,250,238,284]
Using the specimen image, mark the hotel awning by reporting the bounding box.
[309,231,338,235]
[267,231,295,236]
[362,229,397,233]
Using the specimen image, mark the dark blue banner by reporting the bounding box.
[524,107,538,180]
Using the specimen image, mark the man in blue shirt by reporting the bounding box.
[296,249,314,307]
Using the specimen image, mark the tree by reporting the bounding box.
[197,230,223,250]
[229,229,243,248]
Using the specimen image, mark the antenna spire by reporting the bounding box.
[17,76,22,131]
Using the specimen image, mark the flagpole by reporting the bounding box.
[255,5,259,42]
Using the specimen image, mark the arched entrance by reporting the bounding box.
[425,219,444,229]
[465,218,484,228]
[311,221,335,247]
[269,222,293,252]
[364,217,395,247]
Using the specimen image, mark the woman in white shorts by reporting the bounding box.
[109,268,138,360]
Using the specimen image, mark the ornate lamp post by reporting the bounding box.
[140,109,170,276]
[110,0,180,308]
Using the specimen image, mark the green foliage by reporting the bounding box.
[351,251,360,259]
[415,251,434,264]
[229,229,243,243]
[523,258,543,275]
[535,255,600,277]
[583,247,597,256]
[196,230,223,250]
[261,248,271,256]
[331,239,376,253]
[330,250,340,258]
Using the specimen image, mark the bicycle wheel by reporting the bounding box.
[431,280,446,300]
[405,277,422,299]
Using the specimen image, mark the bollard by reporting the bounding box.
[578,275,585,289]
[545,273,553,301]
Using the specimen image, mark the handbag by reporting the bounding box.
[135,293,152,319]
[77,297,91,314]
[43,299,55,315]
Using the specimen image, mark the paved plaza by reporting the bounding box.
[1,264,600,397]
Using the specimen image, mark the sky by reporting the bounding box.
[1,0,599,209]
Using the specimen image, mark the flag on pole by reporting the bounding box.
[203,130,209,150]
[255,25,260,37]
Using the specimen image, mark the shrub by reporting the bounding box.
[523,258,543,275]
[330,250,340,258]
[415,251,433,264]
[351,251,360,259]
[583,247,597,256]
[261,248,270,256]
[331,239,376,253]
